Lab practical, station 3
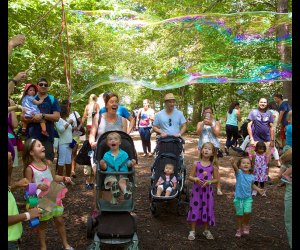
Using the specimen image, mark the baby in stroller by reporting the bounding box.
[99,132,136,202]
[156,163,177,197]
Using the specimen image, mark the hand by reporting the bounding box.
[90,141,97,150]
[63,177,72,183]
[269,140,274,147]
[129,159,136,167]
[68,119,74,125]
[161,132,168,138]
[99,160,107,170]
[201,181,209,187]
[9,34,26,48]
[249,138,255,146]
[203,118,212,126]
[28,207,42,219]
[15,178,29,188]
[257,188,265,196]
[229,157,235,164]
[32,113,43,122]
[175,133,181,137]
[194,177,202,185]
[37,183,48,191]
[13,72,27,82]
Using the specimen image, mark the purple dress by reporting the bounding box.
[187,161,215,226]
[8,113,16,161]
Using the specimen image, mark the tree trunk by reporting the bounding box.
[192,85,204,126]
[277,0,292,106]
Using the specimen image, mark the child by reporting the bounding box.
[55,105,74,177]
[21,83,48,136]
[230,157,264,237]
[187,142,219,241]
[248,141,270,196]
[22,138,74,250]
[99,132,136,201]
[155,163,177,197]
[8,152,41,249]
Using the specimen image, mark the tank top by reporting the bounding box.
[198,120,220,149]
[226,109,238,126]
[28,164,53,185]
[97,114,123,138]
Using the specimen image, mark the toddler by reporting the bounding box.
[21,83,48,136]
[155,163,177,197]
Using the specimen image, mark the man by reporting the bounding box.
[22,77,61,173]
[99,92,135,134]
[273,94,291,147]
[152,93,187,137]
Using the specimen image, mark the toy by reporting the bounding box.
[25,183,40,228]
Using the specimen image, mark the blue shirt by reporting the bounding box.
[103,149,131,172]
[100,105,130,119]
[226,109,238,126]
[235,169,255,199]
[285,124,292,147]
[153,108,187,135]
[27,95,61,141]
[279,101,291,126]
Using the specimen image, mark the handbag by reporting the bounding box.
[74,112,85,136]
[75,140,92,165]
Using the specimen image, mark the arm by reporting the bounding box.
[211,120,220,137]
[8,34,26,59]
[156,177,163,186]
[79,105,88,128]
[178,122,187,137]
[236,108,241,122]
[229,157,238,174]
[277,110,284,125]
[224,113,228,123]
[196,121,204,135]
[54,175,72,183]
[188,161,201,185]
[99,160,107,170]
[10,178,29,192]
[32,98,44,105]
[8,105,24,113]
[8,72,27,96]
[127,115,135,134]
[32,111,60,123]
[252,183,265,195]
[8,207,41,226]
[127,159,136,168]
[269,122,274,146]
[247,120,255,145]
[89,112,99,149]
[135,109,142,128]
[121,117,128,133]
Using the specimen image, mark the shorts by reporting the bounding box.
[40,138,54,162]
[234,197,253,216]
[104,175,128,189]
[8,240,20,250]
[57,143,72,165]
[158,184,172,193]
[280,125,286,140]
[84,165,94,176]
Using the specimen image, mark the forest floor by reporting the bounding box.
[12,132,290,250]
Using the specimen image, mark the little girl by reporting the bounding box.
[21,83,48,136]
[230,157,264,237]
[155,163,177,197]
[55,105,74,177]
[187,142,219,241]
[247,141,270,196]
[22,138,74,250]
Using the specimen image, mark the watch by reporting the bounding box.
[42,113,45,119]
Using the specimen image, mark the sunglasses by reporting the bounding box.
[168,118,172,127]
[38,83,48,87]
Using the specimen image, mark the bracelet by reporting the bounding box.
[207,180,212,185]
[24,212,30,221]
[9,79,18,85]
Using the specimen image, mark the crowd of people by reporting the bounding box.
[8,35,292,250]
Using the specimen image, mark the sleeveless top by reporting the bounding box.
[138,108,154,128]
[226,109,238,126]
[28,164,53,185]
[198,120,220,149]
[97,114,123,138]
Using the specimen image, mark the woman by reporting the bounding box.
[78,94,100,137]
[196,106,223,195]
[88,92,127,219]
[224,102,241,155]
[136,99,155,157]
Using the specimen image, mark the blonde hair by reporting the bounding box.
[199,142,218,167]
[106,132,122,143]
[89,94,97,103]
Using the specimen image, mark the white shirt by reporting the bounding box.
[55,118,73,145]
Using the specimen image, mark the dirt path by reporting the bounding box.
[12,133,289,249]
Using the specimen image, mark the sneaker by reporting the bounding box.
[188,231,196,240]
[111,182,120,198]
[235,229,242,237]
[252,190,257,196]
[217,189,223,196]
[85,183,94,190]
[203,230,214,240]
[124,182,133,200]
[61,246,74,250]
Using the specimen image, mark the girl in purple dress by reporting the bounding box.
[187,142,220,240]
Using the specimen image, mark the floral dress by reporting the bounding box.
[252,153,268,182]
[187,161,215,226]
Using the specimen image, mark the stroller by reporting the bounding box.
[86,131,139,250]
[149,136,189,217]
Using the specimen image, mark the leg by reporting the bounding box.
[225,125,232,148]
[65,164,72,177]
[71,143,78,177]
[236,216,243,236]
[156,186,163,197]
[272,146,281,167]
[216,166,222,195]
[188,222,196,240]
[240,135,250,151]
[57,165,64,176]
[53,216,72,249]
[231,125,239,148]
[284,184,292,248]
[118,178,127,194]
[37,221,47,250]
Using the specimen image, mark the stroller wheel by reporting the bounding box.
[150,202,158,217]
[87,216,94,239]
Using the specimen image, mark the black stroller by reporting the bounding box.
[86,131,139,250]
[149,136,189,217]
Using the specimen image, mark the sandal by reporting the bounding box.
[124,182,133,200]
[243,225,250,235]
[217,189,223,196]
[235,229,242,238]
[111,182,120,198]
[203,230,214,240]
[188,231,195,240]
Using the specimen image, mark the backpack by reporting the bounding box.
[75,140,92,165]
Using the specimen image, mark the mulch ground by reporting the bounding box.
[11,132,290,250]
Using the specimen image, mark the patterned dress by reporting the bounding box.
[187,161,215,226]
[253,154,268,182]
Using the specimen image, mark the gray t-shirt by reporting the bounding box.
[97,114,123,140]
